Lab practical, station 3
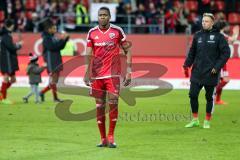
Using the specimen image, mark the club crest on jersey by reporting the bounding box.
[109,33,116,39]
[198,37,202,43]
[210,35,215,40]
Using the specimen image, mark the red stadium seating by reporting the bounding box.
[237,1,240,12]
[228,13,240,24]
[25,0,36,10]
[185,1,198,12]
[26,11,32,20]
[0,10,5,22]
[188,12,198,23]
[215,1,225,11]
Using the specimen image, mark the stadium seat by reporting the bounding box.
[215,1,225,11]
[25,0,36,10]
[228,13,240,24]
[237,1,240,12]
[26,11,32,20]
[185,1,198,12]
[0,10,5,22]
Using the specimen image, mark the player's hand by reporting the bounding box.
[232,25,239,42]
[211,68,217,74]
[84,74,91,86]
[18,41,24,45]
[16,41,23,49]
[233,25,239,35]
[123,73,131,86]
[62,33,70,40]
[43,63,47,67]
[183,66,189,78]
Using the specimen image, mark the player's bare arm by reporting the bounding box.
[84,47,93,86]
[228,25,239,44]
[122,43,132,86]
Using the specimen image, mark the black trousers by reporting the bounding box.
[189,82,216,114]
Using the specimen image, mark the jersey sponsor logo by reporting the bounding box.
[109,33,116,39]
[210,35,215,40]
[94,41,115,47]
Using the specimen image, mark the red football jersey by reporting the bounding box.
[222,32,231,44]
[86,24,126,79]
[220,32,229,76]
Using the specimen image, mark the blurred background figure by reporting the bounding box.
[0,0,239,34]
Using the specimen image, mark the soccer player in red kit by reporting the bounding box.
[84,7,132,148]
[214,21,239,105]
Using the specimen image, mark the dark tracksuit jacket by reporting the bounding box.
[183,28,230,86]
[41,32,69,73]
[0,27,21,74]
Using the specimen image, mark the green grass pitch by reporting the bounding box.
[0,88,240,160]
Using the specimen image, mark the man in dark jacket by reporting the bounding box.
[0,19,22,104]
[183,13,230,129]
[39,20,69,102]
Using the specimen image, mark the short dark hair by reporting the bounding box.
[214,20,229,30]
[98,7,111,16]
[43,19,55,32]
[4,19,14,28]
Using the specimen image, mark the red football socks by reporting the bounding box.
[6,82,12,89]
[216,80,228,101]
[108,104,118,137]
[193,112,198,119]
[96,104,106,139]
[1,82,8,99]
[205,113,212,121]
[50,84,58,99]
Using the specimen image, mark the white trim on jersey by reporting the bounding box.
[86,26,98,42]
[97,25,111,34]
[110,24,126,42]
[92,75,121,80]
[90,24,127,41]
[87,24,127,41]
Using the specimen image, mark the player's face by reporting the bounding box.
[48,25,57,34]
[202,16,214,30]
[98,10,110,27]
[223,26,230,34]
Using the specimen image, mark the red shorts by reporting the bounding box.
[90,77,120,98]
[220,64,228,77]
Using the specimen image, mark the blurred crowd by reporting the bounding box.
[0,0,239,34]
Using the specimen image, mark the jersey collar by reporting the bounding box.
[97,24,112,34]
